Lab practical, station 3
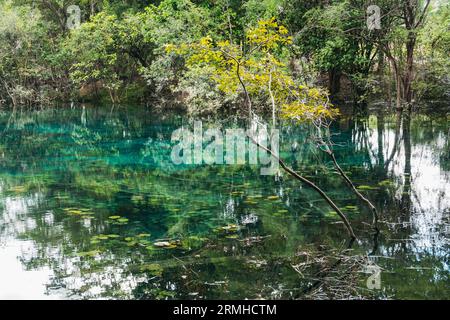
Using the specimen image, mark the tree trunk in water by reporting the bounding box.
[248,135,356,239]
[328,69,341,97]
[327,151,379,229]
[377,113,385,166]
[401,111,412,215]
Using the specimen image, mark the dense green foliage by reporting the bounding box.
[0,0,448,109]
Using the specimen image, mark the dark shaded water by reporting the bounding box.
[0,105,448,299]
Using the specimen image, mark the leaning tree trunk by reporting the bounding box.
[235,64,356,239]
[250,136,357,239]
[326,151,379,229]
[315,125,379,230]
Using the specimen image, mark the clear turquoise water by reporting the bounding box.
[0,105,448,299]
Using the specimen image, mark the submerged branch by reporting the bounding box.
[247,133,357,240]
[228,50,356,239]
[327,150,379,230]
[315,121,379,231]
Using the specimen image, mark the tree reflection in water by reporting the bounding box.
[0,105,448,299]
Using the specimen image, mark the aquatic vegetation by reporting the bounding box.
[137,233,151,238]
[131,195,145,203]
[54,194,70,200]
[216,224,240,233]
[90,234,120,244]
[378,180,396,188]
[64,208,95,219]
[107,215,129,225]
[325,211,339,219]
[153,240,180,249]
[124,235,151,247]
[139,263,163,276]
[356,185,379,191]
[180,236,208,250]
[8,186,27,193]
[342,205,359,214]
[74,176,121,198]
[0,106,448,300]
[76,250,101,258]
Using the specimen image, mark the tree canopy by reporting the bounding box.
[0,0,447,109]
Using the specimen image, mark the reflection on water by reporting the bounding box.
[0,106,448,299]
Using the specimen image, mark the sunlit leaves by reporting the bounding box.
[246,17,292,51]
[169,18,337,123]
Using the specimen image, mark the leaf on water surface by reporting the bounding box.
[76,250,101,257]
[9,186,27,193]
[137,233,151,238]
[325,211,339,219]
[357,185,379,191]
[54,195,70,199]
[153,241,178,249]
[343,205,358,212]
[153,241,170,247]
[91,234,120,243]
[67,210,83,215]
[267,195,280,200]
[107,215,129,224]
[131,195,144,202]
[217,224,239,233]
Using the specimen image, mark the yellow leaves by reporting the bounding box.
[164,43,176,53]
[278,25,289,35]
[247,17,292,51]
[307,88,321,99]
[281,86,339,124]
[217,40,230,48]
[213,70,239,94]
[199,36,213,47]
[168,18,336,125]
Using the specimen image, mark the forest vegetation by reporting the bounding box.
[0,0,449,300]
[0,0,448,112]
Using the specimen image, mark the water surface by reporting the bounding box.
[0,105,448,299]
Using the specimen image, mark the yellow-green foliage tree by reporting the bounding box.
[169,19,356,239]
[168,18,338,126]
